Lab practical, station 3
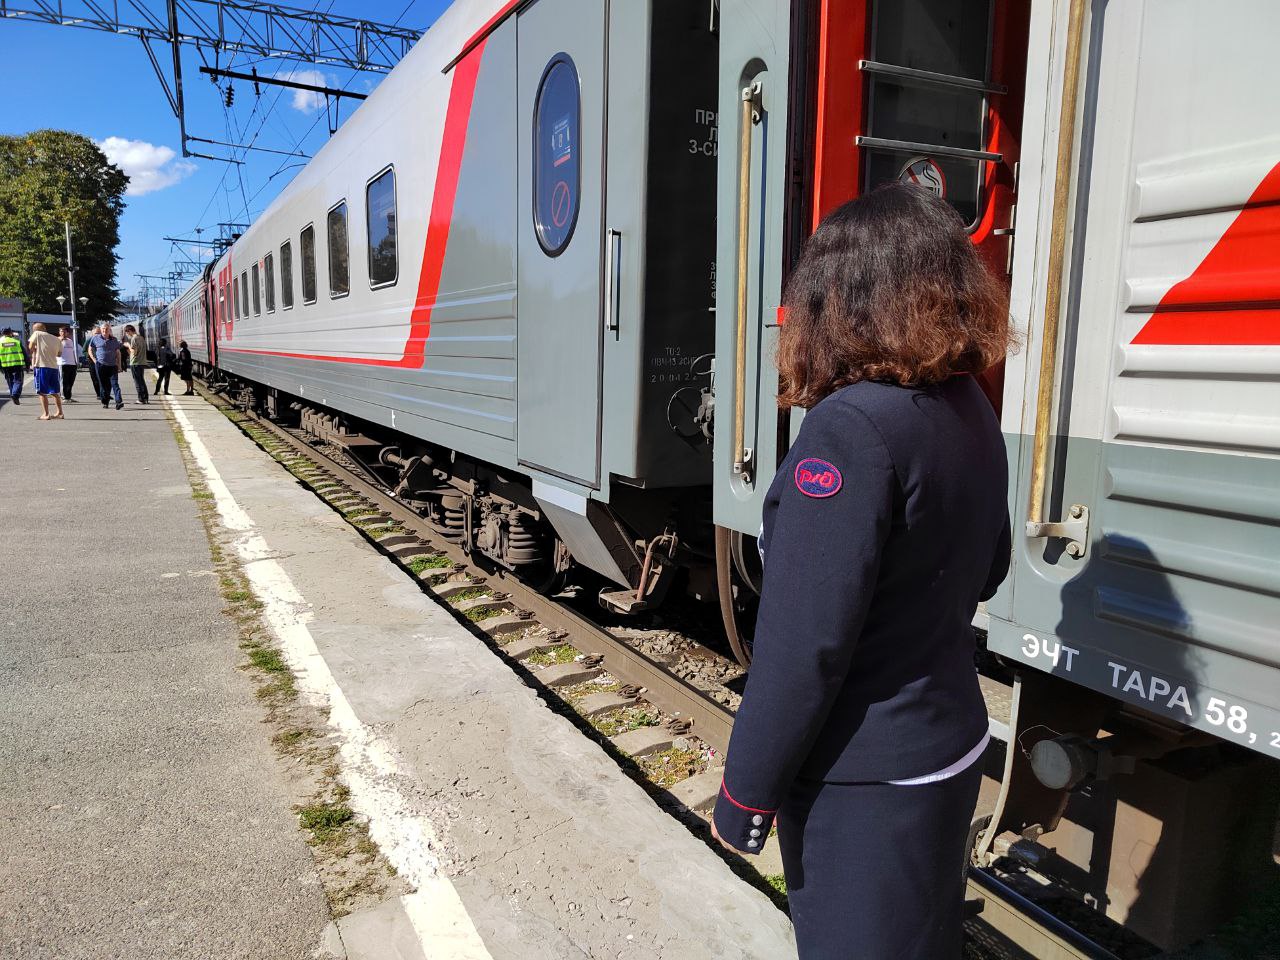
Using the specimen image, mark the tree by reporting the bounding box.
[0,130,128,324]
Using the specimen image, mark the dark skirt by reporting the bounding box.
[777,760,983,959]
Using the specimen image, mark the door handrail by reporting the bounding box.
[1026,0,1088,537]
[732,81,762,483]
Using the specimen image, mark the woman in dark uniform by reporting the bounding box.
[711,184,1013,958]
[176,340,194,396]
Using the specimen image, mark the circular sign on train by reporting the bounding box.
[898,156,947,198]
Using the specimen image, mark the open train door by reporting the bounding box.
[515,0,608,487]
[202,262,219,371]
[808,0,1030,410]
[714,0,1031,664]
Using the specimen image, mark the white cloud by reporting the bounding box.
[284,69,333,113]
[98,137,197,196]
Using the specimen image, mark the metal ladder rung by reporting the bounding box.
[860,59,1008,96]
[855,136,1002,164]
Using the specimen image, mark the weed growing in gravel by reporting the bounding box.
[590,706,658,738]
[248,647,289,674]
[764,874,787,896]
[526,644,579,668]
[638,746,705,788]
[297,801,355,844]
[272,728,317,753]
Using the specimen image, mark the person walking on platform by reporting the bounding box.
[154,338,175,396]
[123,324,150,404]
[709,185,1013,960]
[57,326,80,401]
[27,322,64,421]
[0,326,26,404]
[83,323,102,399]
[88,323,124,410]
[176,340,194,396]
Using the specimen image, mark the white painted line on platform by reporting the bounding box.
[168,399,494,960]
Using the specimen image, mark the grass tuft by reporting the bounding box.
[526,644,579,668]
[248,647,289,674]
[297,801,355,844]
[407,555,450,574]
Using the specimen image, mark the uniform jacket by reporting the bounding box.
[714,376,1010,853]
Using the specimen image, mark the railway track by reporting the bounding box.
[199,386,1129,960]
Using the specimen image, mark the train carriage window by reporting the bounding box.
[280,241,294,309]
[862,0,994,226]
[233,276,240,320]
[251,262,262,316]
[301,225,317,304]
[264,253,276,313]
[327,201,349,298]
[240,271,250,318]
[533,54,580,256]
[366,168,397,288]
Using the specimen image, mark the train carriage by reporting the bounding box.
[157,0,1279,952]
[199,0,719,601]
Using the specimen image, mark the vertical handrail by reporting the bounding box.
[1026,0,1088,533]
[732,82,761,481]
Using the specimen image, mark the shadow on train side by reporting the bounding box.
[1044,536,1280,957]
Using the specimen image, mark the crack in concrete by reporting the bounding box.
[455,816,574,876]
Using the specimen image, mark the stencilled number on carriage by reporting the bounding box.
[1204,697,1249,735]
[1270,732,1280,750]
[1020,633,1078,671]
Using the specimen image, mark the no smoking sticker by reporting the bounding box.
[551,180,572,228]
[898,156,947,198]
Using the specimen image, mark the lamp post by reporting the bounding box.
[64,221,80,338]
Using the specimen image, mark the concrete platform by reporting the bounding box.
[0,385,334,959]
[168,392,797,960]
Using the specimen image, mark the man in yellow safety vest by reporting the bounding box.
[1,326,28,405]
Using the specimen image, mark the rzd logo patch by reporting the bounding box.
[794,458,842,498]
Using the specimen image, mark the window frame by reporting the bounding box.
[280,241,294,310]
[232,275,240,321]
[264,253,276,313]
[300,224,317,305]
[532,52,582,258]
[251,261,262,316]
[240,270,250,318]
[326,199,350,300]
[365,165,399,290]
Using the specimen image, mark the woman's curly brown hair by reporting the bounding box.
[777,183,1014,409]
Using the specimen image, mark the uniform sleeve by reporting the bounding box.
[713,402,895,853]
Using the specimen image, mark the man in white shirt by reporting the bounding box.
[57,326,80,401]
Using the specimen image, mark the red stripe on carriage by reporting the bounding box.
[1132,160,1280,346]
[220,38,487,366]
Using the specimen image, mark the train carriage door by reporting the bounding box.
[516,0,607,486]
[809,0,1029,410]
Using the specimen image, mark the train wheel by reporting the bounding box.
[715,525,761,668]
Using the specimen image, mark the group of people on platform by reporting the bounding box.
[0,321,194,421]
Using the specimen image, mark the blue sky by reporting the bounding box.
[0,0,455,308]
